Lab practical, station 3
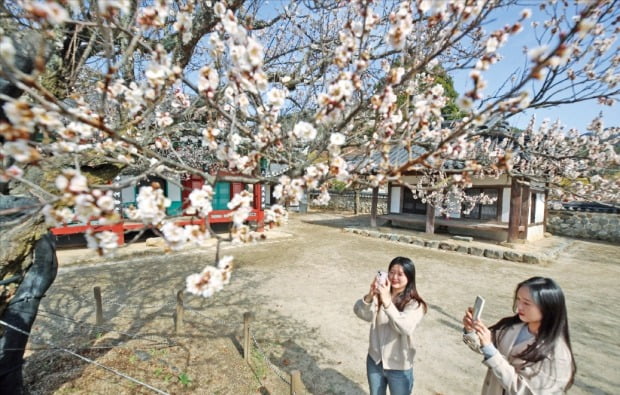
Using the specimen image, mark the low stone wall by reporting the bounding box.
[547,210,620,242]
[343,228,559,264]
[308,191,388,214]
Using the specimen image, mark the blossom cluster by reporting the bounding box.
[186,255,234,298]
[0,0,618,300]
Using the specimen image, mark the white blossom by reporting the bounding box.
[292,121,317,141]
[0,37,15,65]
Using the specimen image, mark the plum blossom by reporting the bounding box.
[198,66,219,97]
[313,189,331,206]
[125,185,171,226]
[246,38,264,67]
[227,190,253,227]
[185,260,231,297]
[160,222,186,250]
[25,1,69,25]
[156,112,174,127]
[85,230,119,256]
[173,11,193,44]
[96,192,117,212]
[74,193,100,222]
[292,121,317,141]
[330,132,346,146]
[387,2,413,50]
[187,185,214,217]
[267,88,287,108]
[2,140,40,163]
[264,204,288,226]
[1,164,23,181]
[98,0,131,16]
[0,37,15,65]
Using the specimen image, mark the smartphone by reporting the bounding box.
[376,271,388,286]
[472,295,485,322]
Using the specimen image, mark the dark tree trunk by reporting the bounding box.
[0,198,58,393]
[370,187,379,228]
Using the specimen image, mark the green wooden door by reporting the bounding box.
[213,182,230,210]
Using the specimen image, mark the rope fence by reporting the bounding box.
[4,286,305,394]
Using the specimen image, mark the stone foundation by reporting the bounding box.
[308,191,388,214]
[547,210,619,242]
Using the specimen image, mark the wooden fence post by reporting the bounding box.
[174,290,184,334]
[243,312,254,362]
[290,370,303,394]
[93,286,103,326]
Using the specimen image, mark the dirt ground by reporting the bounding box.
[23,212,620,394]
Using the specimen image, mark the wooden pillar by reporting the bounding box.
[290,370,303,395]
[520,185,531,240]
[425,204,435,234]
[174,290,184,334]
[253,183,264,231]
[543,187,549,233]
[507,177,522,242]
[93,286,103,326]
[370,187,378,228]
[243,312,254,362]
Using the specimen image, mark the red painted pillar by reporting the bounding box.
[254,183,264,231]
[115,221,125,245]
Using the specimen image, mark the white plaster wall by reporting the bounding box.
[390,186,402,213]
[535,193,545,223]
[501,188,510,223]
[264,184,271,206]
[527,224,545,241]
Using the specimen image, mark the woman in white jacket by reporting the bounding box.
[463,277,576,394]
[354,256,427,395]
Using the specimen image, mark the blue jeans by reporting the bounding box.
[366,355,414,395]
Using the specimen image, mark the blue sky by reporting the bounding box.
[450,3,619,132]
[255,1,618,132]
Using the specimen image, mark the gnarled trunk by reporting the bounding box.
[0,197,58,393]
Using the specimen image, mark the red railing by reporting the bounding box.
[51,208,265,245]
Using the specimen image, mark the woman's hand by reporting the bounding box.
[377,278,392,308]
[472,320,492,347]
[462,308,474,332]
[363,279,377,303]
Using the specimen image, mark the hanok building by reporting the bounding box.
[363,136,547,243]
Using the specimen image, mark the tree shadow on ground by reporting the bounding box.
[23,251,275,394]
[428,303,463,332]
[273,339,365,395]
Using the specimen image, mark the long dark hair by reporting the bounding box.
[490,277,576,390]
[388,257,427,313]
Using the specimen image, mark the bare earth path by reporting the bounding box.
[27,212,620,394]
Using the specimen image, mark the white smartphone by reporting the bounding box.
[376,271,388,286]
[472,295,485,322]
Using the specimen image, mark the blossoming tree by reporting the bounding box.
[0,0,619,306]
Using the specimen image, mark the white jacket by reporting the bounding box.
[354,296,424,370]
[468,322,573,394]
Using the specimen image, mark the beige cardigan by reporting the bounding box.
[474,323,573,395]
[354,296,424,370]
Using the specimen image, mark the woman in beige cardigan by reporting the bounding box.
[354,256,427,395]
[462,277,576,394]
